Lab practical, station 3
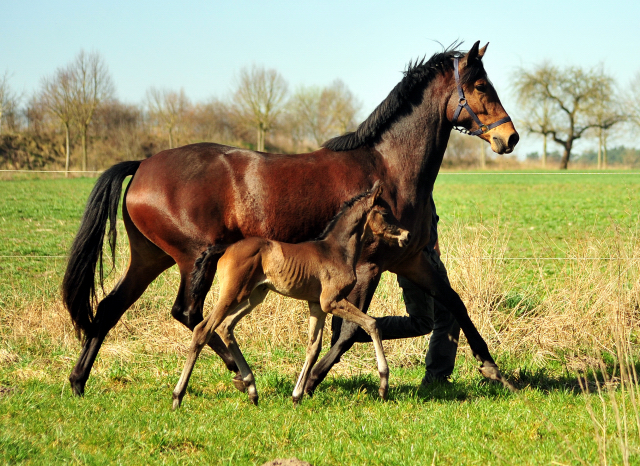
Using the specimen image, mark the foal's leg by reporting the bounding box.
[69,226,174,396]
[305,265,381,395]
[171,264,242,385]
[215,286,268,406]
[326,298,390,400]
[172,289,246,410]
[291,302,326,404]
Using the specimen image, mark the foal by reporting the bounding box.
[172,181,410,409]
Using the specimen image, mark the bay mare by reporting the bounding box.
[62,41,519,397]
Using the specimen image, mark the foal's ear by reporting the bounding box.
[370,180,383,205]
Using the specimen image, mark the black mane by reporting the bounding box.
[314,185,377,241]
[323,45,485,152]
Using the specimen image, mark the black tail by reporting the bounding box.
[191,244,228,302]
[62,161,141,339]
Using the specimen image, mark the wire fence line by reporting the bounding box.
[2,169,640,176]
[1,255,638,261]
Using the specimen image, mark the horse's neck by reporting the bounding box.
[375,79,452,203]
[321,205,368,268]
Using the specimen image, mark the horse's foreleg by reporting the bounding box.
[327,298,389,400]
[292,302,326,404]
[305,266,381,395]
[69,253,172,396]
[394,253,515,391]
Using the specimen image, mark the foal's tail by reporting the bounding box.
[62,160,142,340]
[191,244,229,302]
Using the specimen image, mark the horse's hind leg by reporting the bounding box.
[69,244,174,396]
[292,302,326,404]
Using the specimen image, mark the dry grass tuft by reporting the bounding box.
[1,221,638,380]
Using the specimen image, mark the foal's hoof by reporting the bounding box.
[172,398,182,411]
[232,374,247,393]
[292,395,302,405]
[248,394,259,406]
[378,387,388,401]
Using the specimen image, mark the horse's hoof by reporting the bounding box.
[249,394,259,406]
[69,378,85,397]
[292,395,302,405]
[378,387,388,400]
[232,374,247,393]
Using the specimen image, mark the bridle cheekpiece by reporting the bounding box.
[451,57,511,136]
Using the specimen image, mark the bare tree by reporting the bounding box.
[146,87,190,149]
[589,68,626,169]
[231,65,288,152]
[290,79,361,147]
[0,71,21,135]
[41,69,75,174]
[69,50,114,171]
[629,71,640,129]
[514,63,614,169]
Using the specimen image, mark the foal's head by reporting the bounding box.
[363,182,411,248]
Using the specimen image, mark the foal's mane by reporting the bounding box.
[323,45,485,152]
[314,186,377,241]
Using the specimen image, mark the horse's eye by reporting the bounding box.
[475,83,487,93]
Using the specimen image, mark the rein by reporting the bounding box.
[451,57,511,136]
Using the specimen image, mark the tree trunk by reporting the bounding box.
[257,127,265,152]
[603,131,608,169]
[597,128,602,169]
[479,138,486,169]
[542,134,547,168]
[559,140,572,170]
[81,125,88,172]
[64,123,71,178]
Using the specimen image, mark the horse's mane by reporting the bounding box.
[323,45,485,152]
[314,186,377,241]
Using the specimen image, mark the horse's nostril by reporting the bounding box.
[508,133,520,149]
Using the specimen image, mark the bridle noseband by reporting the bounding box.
[451,57,511,136]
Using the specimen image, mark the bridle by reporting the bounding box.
[451,57,512,136]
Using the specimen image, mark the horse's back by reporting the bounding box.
[125,143,380,263]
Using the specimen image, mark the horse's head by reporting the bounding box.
[447,41,519,154]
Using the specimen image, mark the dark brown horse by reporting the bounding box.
[62,41,519,397]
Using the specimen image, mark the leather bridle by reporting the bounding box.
[451,57,512,136]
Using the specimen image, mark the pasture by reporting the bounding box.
[1,172,639,465]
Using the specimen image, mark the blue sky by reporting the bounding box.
[2,0,639,155]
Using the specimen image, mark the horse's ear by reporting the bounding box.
[461,41,481,67]
[478,42,489,60]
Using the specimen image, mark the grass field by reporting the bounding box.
[1,171,639,465]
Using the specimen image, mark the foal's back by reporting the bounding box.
[217,236,348,303]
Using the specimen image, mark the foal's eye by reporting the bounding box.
[475,83,487,93]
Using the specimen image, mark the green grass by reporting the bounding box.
[1,172,639,465]
[0,351,613,465]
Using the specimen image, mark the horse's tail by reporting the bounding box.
[191,244,229,302]
[62,160,142,340]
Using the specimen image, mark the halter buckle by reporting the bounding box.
[479,124,488,134]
